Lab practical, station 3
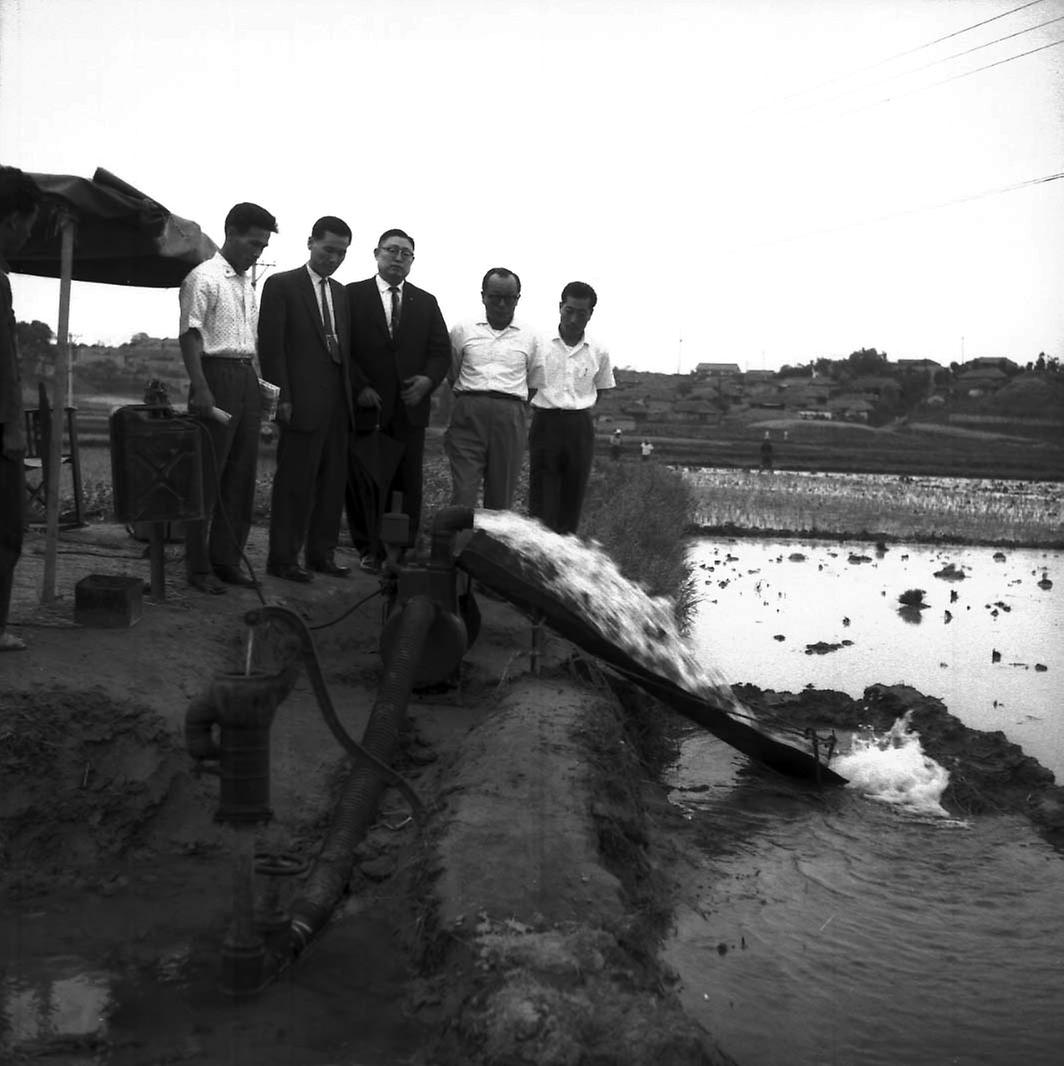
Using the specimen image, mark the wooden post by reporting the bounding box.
[149,523,166,600]
[41,215,75,604]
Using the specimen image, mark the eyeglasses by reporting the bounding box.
[483,292,520,303]
[380,245,415,261]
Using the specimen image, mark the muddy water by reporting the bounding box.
[668,539,1064,1065]
[689,539,1063,779]
[664,731,1064,1066]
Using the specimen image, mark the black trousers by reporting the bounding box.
[185,359,261,577]
[345,403,425,556]
[0,444,25,631]
[268,371,348,569]
[528,408,595,535]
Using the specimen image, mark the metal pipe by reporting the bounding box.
[430,506,475,566]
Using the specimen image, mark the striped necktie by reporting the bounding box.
[320,279,340,363]
[389,285,401,339]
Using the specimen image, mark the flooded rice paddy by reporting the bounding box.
[667,536,1064,1065]
[689,538,1062,780]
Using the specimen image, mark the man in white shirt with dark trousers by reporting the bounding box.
[528,280,614,535]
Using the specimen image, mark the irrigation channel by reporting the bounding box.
[665,538,1063,1065]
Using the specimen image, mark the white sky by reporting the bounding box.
[1,0,1061,372]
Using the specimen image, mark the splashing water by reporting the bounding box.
[473,511,747,717]
[834,712,951,818]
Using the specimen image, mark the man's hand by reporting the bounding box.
[357,386,382,409]
[189,384,216,418]
[276,401,292,424]
[400,375,432,407]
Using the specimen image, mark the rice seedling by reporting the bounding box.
[683,468,1063,546]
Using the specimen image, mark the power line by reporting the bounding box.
[842,36,1064,116]
[747,171,1064,251]
[751,0,1053,113]
[780,12,1064,118]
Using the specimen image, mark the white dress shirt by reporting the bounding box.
[449,319,542,399]
[530,333,615,410]
[375,274,403,332]
[179,252,258,355]
[307,264,337,328]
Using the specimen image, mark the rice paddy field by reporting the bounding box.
[684,467,1063,548]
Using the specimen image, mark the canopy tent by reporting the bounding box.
[9,167,216,286]
[8,167,217,602]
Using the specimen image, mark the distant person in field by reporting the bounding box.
[610,428,622,461]
[180,201,277,594]
[528,281,615,534]
[760,431,774,471]
[640,439,654,461]
[0,166,43,652]
[446,267,542,510]
[259,216,354,583]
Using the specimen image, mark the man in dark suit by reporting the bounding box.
[259,216,354,582]
[346,228,450,569]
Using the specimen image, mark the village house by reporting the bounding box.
[673,399,716,423]
[693,362,741,381]
[954,366,1009,397]
[827,395,874,422]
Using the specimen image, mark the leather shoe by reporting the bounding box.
[310,557,350,577]
[189,572,227,595]
[266,563,313,583]
[214,565,260,588]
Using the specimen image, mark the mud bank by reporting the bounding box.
[734,682,1064,847]
[1,521,728,1064]
[414,675,728,1066]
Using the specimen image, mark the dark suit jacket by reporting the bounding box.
[258,267,354,433]
[346,276,450,431]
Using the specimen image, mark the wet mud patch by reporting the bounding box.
[1,687,188,898]
[733,682,1064,847]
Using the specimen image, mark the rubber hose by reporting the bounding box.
[242,605,425,821]
[286,594,437,954]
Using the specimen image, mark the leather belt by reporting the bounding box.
[202,354,255,365]
[456,390,525,403]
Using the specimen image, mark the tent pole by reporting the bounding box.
[41,216,75,604]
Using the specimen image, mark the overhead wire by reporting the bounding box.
[778,13,1064,119]
[841,35,1064,116]
[744,171,1064,250]
[748,0,1054,114]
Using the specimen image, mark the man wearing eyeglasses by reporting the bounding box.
[445,268,542,511]
[528,281,614,534]
[345,229,450,570]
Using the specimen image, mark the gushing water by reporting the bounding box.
[473,511,745,715]
[834,712,951,818]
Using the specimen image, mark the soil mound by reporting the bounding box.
[1,687,188,898]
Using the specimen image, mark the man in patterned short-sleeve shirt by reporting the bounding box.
[179,202,277,594]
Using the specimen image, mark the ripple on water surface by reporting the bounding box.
[665,729,1064,1066]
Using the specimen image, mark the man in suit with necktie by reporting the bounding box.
[345,228,450,570]
[259,216,354,582]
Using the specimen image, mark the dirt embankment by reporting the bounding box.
[1,523,728,1065]
[734,682,1064,848]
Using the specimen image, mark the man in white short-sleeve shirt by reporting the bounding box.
[179,201,276,594]
[445,267,541,510]
[528,280,614,534]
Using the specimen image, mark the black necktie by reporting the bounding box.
[389,285,401,340]
[320,279,340,363]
